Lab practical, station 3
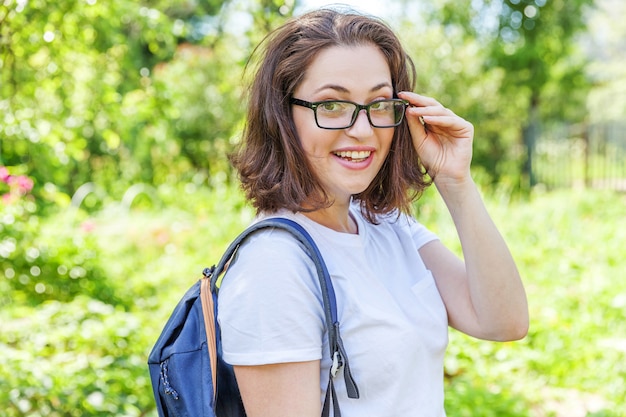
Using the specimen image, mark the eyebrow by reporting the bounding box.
[314,82,393,94]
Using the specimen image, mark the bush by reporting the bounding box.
[0,297,153,417]
[1,168,119,308]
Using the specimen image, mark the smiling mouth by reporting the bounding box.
[333,150,372,163]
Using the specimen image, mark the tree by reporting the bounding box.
[0,0,302,206]
[393,0,594,189]
[391,1,525,186]
[488,0,595,187]
[1,0,178,201]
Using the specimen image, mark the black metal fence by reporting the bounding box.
[533,121,626,191]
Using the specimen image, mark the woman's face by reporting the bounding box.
[292,44,396,206]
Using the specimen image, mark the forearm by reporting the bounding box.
[436,177,529,340]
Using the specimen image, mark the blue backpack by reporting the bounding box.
[148,217,359,417]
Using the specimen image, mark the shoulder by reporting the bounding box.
[219,223,322,301]
[217,221,327,365]
[238,224,311,260]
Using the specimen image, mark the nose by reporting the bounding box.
[346,109,373,136]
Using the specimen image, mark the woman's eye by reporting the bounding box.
[370,101,392,112]
[319,102,343,112]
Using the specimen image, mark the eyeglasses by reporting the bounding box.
[291,98,409,130]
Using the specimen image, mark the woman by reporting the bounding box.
[218,7,528,417]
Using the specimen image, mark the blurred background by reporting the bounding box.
[1,0,625,416]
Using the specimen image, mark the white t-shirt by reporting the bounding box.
[218,203,449,416]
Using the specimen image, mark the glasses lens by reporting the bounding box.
[315,101,356,129]
[369,99,406,127]
[369,100,397,127]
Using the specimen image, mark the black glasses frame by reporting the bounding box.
[290,98,409,130]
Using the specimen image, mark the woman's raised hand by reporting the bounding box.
[398,91,474,185]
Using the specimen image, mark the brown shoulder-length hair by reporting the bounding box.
[230,8,431,223]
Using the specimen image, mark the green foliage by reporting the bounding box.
[422,187,626,416]
[1,0,605,201]
[147,41,246,182]
[393,0,596,189]
[0,168,120,307]
[0,214,116,307]
[0,179,255,417]
[0,0,248,201]
[1,297,152,416]
[489,0,594,120]
[443,377,529,417]
[1,0,172,191]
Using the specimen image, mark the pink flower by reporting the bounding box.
[6,174,34,195]
[0,168,34,201]
[0,167,10,183]
[15,175,34,193]
[80,220,96,233]
[2,193,14,204]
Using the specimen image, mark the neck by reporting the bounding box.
[301,203,358,234]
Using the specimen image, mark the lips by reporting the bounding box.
[333,150,372,162]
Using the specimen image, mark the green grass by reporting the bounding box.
[422,187,626,416]
[1,185,625,416]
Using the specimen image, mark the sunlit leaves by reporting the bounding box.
[491,0,593,89]
[1,0,189,197]
[417,0,595,187]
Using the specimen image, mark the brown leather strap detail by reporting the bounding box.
[200,277,217,401]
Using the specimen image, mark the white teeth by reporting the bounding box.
[335,150,371,160]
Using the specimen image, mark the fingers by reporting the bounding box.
[398,91,453,119]
[398,91,451,132]
[398,91,473,136]
[398,91,441,107]
[408,110,458,130]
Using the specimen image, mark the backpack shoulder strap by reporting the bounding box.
[202,217,359,415]
[209,218,338,330]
